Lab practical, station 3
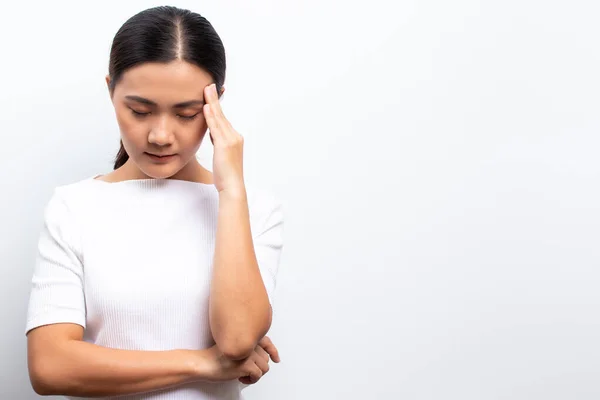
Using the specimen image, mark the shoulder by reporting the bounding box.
[53,176,95,196]
[44,176,99,219]
[246,186,284,217]
[245,186,284,239]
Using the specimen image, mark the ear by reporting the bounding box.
[219,86,226,99]
[105,75,114,100]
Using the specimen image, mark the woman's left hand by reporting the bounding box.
[203,83,246,197]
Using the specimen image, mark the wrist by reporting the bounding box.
[219,187,247,201]
[183,349,212,382]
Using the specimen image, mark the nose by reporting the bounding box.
[147,116,175,146]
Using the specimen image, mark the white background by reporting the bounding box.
[1,0,599,399]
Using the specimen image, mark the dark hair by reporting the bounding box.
[108,6,226,169]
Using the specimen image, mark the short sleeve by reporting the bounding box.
[251,193,285,306]
[25,189,86,335]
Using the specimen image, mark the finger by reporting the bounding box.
[238,376,254,385]
[245,363,263,384]
[255,345,270,363]
[205,84,237,141]
[203,104,221,142]
[204,122,214,146]
[204,102,236,144]
[205,83,225,118]
[259,337,281,363]
[252,351,270,375]
[205,85,238,143]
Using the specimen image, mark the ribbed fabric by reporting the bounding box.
[25,176,285,400]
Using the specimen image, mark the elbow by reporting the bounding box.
[29,363,60,396]
[27,325,85,396]
[218,319,272,360]
[30,365,78,396]
[31,380,54,397]
[28,353,73,396]
[214,305,274,360]
[219,338,257,361]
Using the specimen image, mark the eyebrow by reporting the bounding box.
[125,95,205,108]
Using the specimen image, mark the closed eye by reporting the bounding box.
[178,113,200,120]
[130,108,150,117]
[129,108,200,120]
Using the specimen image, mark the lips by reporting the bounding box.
[146,152,176,162]
[148,153,174,158]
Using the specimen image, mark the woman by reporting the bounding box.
[25,5,284,399]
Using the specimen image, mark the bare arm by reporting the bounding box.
[209,191,272,360]
[27,323,206,397]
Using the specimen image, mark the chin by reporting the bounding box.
[139,162,183,180]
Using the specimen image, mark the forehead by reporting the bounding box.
[115,61,213,101]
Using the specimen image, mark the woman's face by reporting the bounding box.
[107,60,220,179]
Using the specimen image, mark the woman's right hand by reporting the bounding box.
[199,336,281,385]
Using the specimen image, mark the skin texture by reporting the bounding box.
[26,60,279,397]
[102,60,218,183]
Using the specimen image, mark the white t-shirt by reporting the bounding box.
[25,176,285,399]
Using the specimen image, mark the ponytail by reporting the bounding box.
[113,140,129,170]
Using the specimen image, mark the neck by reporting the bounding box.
[103,158,214,184]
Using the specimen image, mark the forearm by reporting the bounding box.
[210,190,272,358]
[29,339,205,397]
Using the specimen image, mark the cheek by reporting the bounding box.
[115,108,208,150]
[176,121,207,157]
[182,119,208,145]
[116,110,146,144]
[197,119,209,137]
